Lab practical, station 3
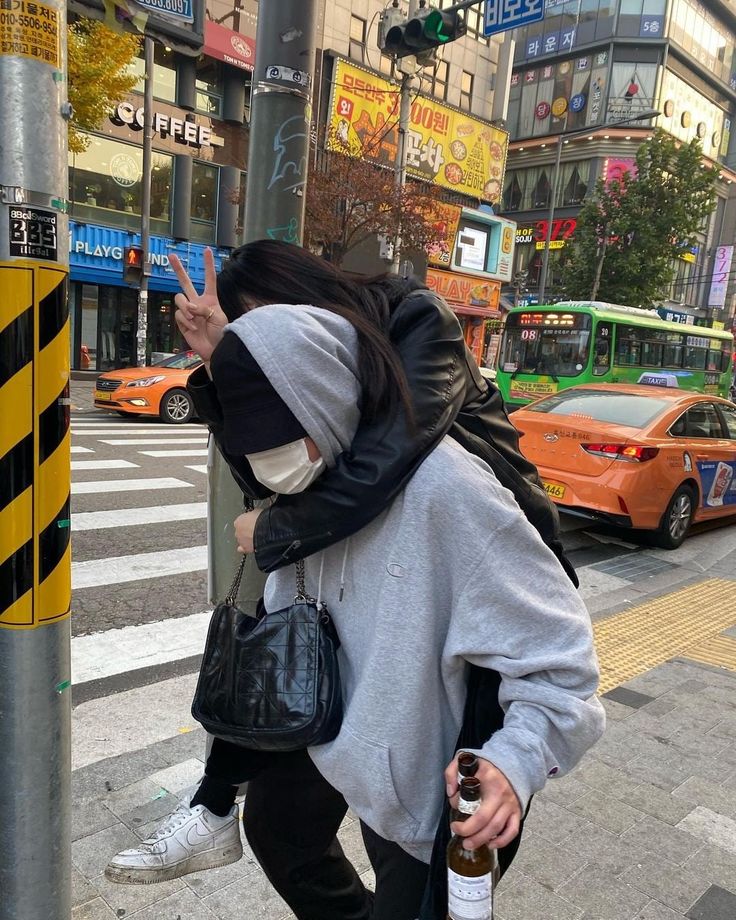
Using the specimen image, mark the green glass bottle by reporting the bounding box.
[447,777,499,920]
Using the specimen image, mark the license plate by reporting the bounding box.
[543,481,566,499]
[94,391,112,401]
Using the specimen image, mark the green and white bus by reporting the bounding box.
[496,301,734,409]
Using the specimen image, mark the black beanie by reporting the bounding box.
[210,331,307,455]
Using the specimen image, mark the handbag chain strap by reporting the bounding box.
[295,559,313,603]
[225,499,254,606]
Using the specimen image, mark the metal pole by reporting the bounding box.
[137,36,154,367]
[0,0,72,917]
[389,0,418,275]
[538,134,563,304]
[390,72,413,273]
[208,0,319,604]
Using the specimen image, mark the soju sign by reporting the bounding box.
[133,0,193,22]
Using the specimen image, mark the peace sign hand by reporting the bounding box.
[171,248,228,363]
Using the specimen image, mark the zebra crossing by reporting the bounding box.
[70,412,216,652]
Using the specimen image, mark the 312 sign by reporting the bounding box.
[9,207,58,261]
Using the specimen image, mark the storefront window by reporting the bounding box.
[79,284,99,371]
[69,136,172,234]
[130,44,177,103]
[191,161,218,243]
[196,60,223,116]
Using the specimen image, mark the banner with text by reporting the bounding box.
[328,58,509,204]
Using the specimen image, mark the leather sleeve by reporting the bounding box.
[186,366,273,502]
[252,292,469,572]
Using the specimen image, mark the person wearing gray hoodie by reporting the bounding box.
[214,302,605,917]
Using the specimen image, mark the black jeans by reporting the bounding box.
[240,746,429,920]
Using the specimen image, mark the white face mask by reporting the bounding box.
[246,439,326,495]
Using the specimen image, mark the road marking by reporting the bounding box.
[73,502,207,531]
[71,459,139,471]
[70,446,95,454]
[72,477,193,495]
[139,449,209,458]
[72,609,212,684]
[99,438,208,446]
[72,545,207,589]
[186,465,208,474]
[71,428,204,435]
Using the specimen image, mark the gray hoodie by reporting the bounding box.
[226,303,605,863]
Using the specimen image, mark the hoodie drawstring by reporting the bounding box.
[339,538,350,602]
[316,554,326,608]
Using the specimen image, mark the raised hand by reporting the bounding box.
[171,249,228,362]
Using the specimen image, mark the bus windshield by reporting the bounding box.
[501,313,592,378]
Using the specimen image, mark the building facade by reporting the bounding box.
[68,2,256,371]
[500,0,736,327]
[70,0,515,371]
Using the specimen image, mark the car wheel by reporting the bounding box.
[652,484,695,549]
[117,410,140,417]
[159,388,193,424]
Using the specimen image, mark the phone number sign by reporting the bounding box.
[134,0,193,22]
[0,0,60,67]
[9,206,58,260]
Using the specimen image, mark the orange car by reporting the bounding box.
[93,352,203,423]
[512,383,736,548]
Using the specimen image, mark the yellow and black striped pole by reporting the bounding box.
[0,0,72,916]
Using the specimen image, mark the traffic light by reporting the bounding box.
[383,7,466,59]
[123,245,144,285]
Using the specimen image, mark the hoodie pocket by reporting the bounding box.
[311,722,421,845]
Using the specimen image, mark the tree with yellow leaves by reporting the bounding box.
[68,19,141,154]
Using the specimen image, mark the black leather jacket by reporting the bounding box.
[187,289,576,586]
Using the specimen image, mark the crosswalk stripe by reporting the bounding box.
[72,477,193,495]
[72,545,207,588]
[139,449,209,458]
[70,446,94,454]
[186,465,208,474]
[71,459,139,471]
[71,430,204,437]
[73,502,207,531]
[99,438,208,446]
[72,609,211,684]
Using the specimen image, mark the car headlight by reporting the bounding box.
[126,375,166,388]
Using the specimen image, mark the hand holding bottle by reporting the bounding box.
[445,755,521,850]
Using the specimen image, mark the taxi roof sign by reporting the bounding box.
[637,372,681,388]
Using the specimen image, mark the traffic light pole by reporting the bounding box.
[0,0,72,916]
[208,0,318,605]
[137,36,154,366]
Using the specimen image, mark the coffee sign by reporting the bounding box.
[110,102,224,149]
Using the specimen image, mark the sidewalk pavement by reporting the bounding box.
[70,546,736,919]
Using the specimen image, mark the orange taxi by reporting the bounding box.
[94,352,203,424]
[512,383,736,548]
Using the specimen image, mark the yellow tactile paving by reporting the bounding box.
[684,635,736,671]
[593,579,736,694]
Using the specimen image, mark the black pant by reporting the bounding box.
[241,747,429,920]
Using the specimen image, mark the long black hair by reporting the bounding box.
[217,240,422,422]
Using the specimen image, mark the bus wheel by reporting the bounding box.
[652,485,695,549]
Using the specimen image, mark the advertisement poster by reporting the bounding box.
[426,202,462,269]
[697,460,736,508]
[708,245,734,309]
[328,58,509,203]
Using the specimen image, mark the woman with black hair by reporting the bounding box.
[107,241,582,919]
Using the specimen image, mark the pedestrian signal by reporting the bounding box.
[123,246,145,285]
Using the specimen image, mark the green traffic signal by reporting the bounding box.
[384,8,466,57]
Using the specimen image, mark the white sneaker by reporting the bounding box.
[105,802,243,884]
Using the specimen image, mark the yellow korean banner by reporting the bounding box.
[328,58,509,204]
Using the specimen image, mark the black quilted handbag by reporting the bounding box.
[191,557,343,751]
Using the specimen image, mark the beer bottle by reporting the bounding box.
[447,777,499,920]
